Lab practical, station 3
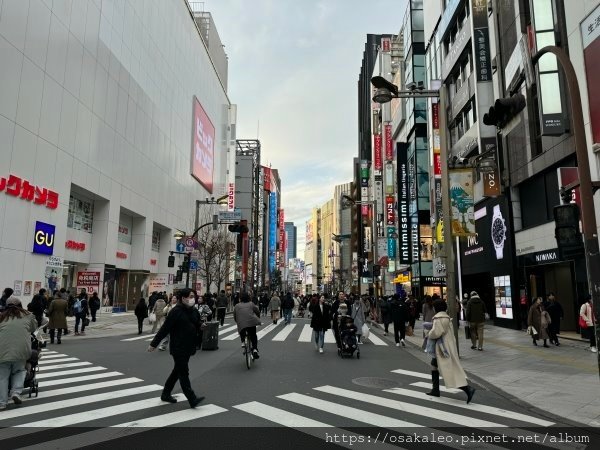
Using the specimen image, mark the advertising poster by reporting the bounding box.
[494,275,513,319]
[449,169,475,236]
[103,268,115,308]
[373,134,382,171]
[77,271,101,295]
[191,96,215,193]
[34,281,41,294]
[149,274,169,293]
[268,192,277,273]
[13,281,22,296]
[44,256,63,292]
[23,281,32,296]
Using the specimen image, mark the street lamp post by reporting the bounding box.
[370,76,459,349]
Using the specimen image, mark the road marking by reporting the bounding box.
[384,387,555,427]
[410,381,462,394]
[272,324,297,341]
[121,334,156,341]
[30,377,143,399]
[0,385,162,420]
[37,353,69,359]
[298,324,313,342]
[313,385,505,428]
[37,362,92,371]
[324,329,336,343]
[110,403,227,426]
[278,392,423,428]
[234,401,330,427]
[38,357,79,365]
[40,372,124,387]
[366,333,387,345]
[391,369,442,380]
[221,330,241,340]
[219,324,238,335]
[257,323,279,340]
[36,366,107,379]
[40,350,58,354]
[12,395,187,429]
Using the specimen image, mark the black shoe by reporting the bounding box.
[471,345,476,350]
[555,342,560,346]
[57,339,61,344]
[190,396,205,408]
[252,350,260,360]
[543,343,550,348]
[532,340,538,346]
[161,395,178,403]
[461,385,476,404]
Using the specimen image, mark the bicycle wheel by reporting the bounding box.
[245,337,252,370]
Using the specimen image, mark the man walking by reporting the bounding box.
[390,294,408,347]
[282,292,295,325]
[546,293,563,346]
[466,290,486,351]
[216,290,228,326]
[148,288,204,408]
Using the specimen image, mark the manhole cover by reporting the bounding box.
[352,377,402,389]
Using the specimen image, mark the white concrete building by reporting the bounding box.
[0,0,235,310]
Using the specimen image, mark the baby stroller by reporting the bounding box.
[297,304,305,318]
[337,315,360,359]
[24,326,46,398]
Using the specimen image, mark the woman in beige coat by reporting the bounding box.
[426,300,475,403]
[47,293,68,344]
[528,297,551,347]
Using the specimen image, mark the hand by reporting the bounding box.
[147,346,156,352]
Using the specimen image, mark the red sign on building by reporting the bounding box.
[385,124,393,161]
[434,153,442,176]
[1,174,58,209]
[227,183,235,211]
[374,134,383,170]
[77,271,101,286]
[386,196,395,225]
[116,252,127,259]
[65,240,85,251]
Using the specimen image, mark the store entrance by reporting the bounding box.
[525,262,577,330]
[461,272,494,319]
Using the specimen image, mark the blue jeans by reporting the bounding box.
[283,309,292,323]
[0,360,26,406]
[313,330,325,349]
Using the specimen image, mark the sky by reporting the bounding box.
[204,0,407,256]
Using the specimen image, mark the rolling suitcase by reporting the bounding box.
[201,321,219,350]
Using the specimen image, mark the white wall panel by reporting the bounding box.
[24,0,51,70]
[16,58,44,134]
[0,0,29,52]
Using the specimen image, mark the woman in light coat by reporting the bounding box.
[151,297,167,333]
[580,295,597,352]
[528,297,550,347]
[268,293,281,325]
[426,300,475,404]
[352,298,366,344]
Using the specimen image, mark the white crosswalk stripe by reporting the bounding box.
[37,361,92,371]
[272,323,297,341]
[36,366,107,380]
[38,357,79,365]
[39,371,123,387]
[121,334,156,341]
[391,368,443,379]
[298,324,313,342]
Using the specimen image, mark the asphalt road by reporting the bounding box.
[0,316,596,449]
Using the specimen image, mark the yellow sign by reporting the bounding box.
[436,219,444,243]
[392,274,411,284]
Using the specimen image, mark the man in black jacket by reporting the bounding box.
[390,294,408,347]
[216,290,228,326]
[148,288,204,408]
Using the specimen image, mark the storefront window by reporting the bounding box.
[152,230,160,252]
[118,213,133,244]
[419,225,433,261]
[68,194,94,233]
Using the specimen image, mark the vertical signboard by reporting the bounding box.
[582,4,600,145]
[385,162,394,194]
[373,134,383,171]
[227,183,235,211]
[360,160,370,217]
[191,96,215,193]
[386,196,395,225]
[481,138,501,197]
[385,124,393,161]
[397,142,410,264]
[381,36,391,52]
[269,192,277,273]
[449,169,476,236]
[472,0,491,82]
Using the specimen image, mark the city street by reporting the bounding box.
[1,315,596,449]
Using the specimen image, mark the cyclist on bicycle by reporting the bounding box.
[234,293,261,359]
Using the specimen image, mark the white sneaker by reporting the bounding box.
[591,347,598,353]
[396,343,400,347]
[319,348,323,354]
[401,339,406,347]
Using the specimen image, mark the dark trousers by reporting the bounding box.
[548,323,559,343]
[383,315,391,333]
[408,317,416,329]
[91,309,97,322]
[49,328,62,343]
[333,324,341,349]
[163,354,197,404]
[217,307,226,326]
[393,320,406,343]
[75,315,86,332]
[137,317,144,334]
[240,326,258,350]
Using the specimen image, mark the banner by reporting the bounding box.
[449,169,476,236]
[472,0,491,82]
[149,274,168,293]
[227,183,235,211]
[386,196,395,225]
[374,134,383,171]
[397,142,410,264]
[191,96,215,193]
[364,226,372,253]
[385,124,393,161]
[77,271,101,295]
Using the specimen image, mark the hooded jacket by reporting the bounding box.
[466,293,487,323]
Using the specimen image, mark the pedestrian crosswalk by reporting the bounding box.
[120,321,390,346]
[0,350,563,449]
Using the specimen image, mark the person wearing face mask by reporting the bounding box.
[148,288,204,408]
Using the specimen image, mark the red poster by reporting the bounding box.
[227,183,235,211]
[432,103,439,130]
[385,124,393,161]
[374,134,383,170]
[434,153,441,177]
[263,167,271,191]
[381,37,391,52]
[386,196,395,225]
[191,97,215,193]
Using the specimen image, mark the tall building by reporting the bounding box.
[284,222,297,259]
[0,1,234,308]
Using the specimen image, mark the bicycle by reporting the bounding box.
[243,335,253,370]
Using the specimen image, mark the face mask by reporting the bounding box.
[184,297,196,307]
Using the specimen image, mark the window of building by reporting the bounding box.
[519,170,560,228]
[152,230,160,252]
[68,194,94,233]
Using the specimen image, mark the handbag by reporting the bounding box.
[148,312,156,324]
[83,317,90,327]
[361,323,370,339]
[406,325,414,337]
[527,325,537,336]
[578,316,588,329]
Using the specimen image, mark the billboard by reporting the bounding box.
[191,96,215,193]
[269,192,277,273]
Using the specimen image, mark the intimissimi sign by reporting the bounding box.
[397,142,410,264]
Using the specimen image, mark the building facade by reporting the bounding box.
[0,1,234,308]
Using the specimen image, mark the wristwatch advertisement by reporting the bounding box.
[491,204,507,259]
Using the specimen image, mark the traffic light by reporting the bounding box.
[228,222,249,233]
[554,204,584,259]
[483,94,526,128]
[168,254,175,268]
[372,264,381,277]
[559,187,574,204]
[176,269,182,282]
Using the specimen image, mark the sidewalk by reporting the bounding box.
[61,310,137,339]
[373,319,600,427]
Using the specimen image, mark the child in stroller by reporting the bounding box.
[24,324,46,397]
[337,315,360,359]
